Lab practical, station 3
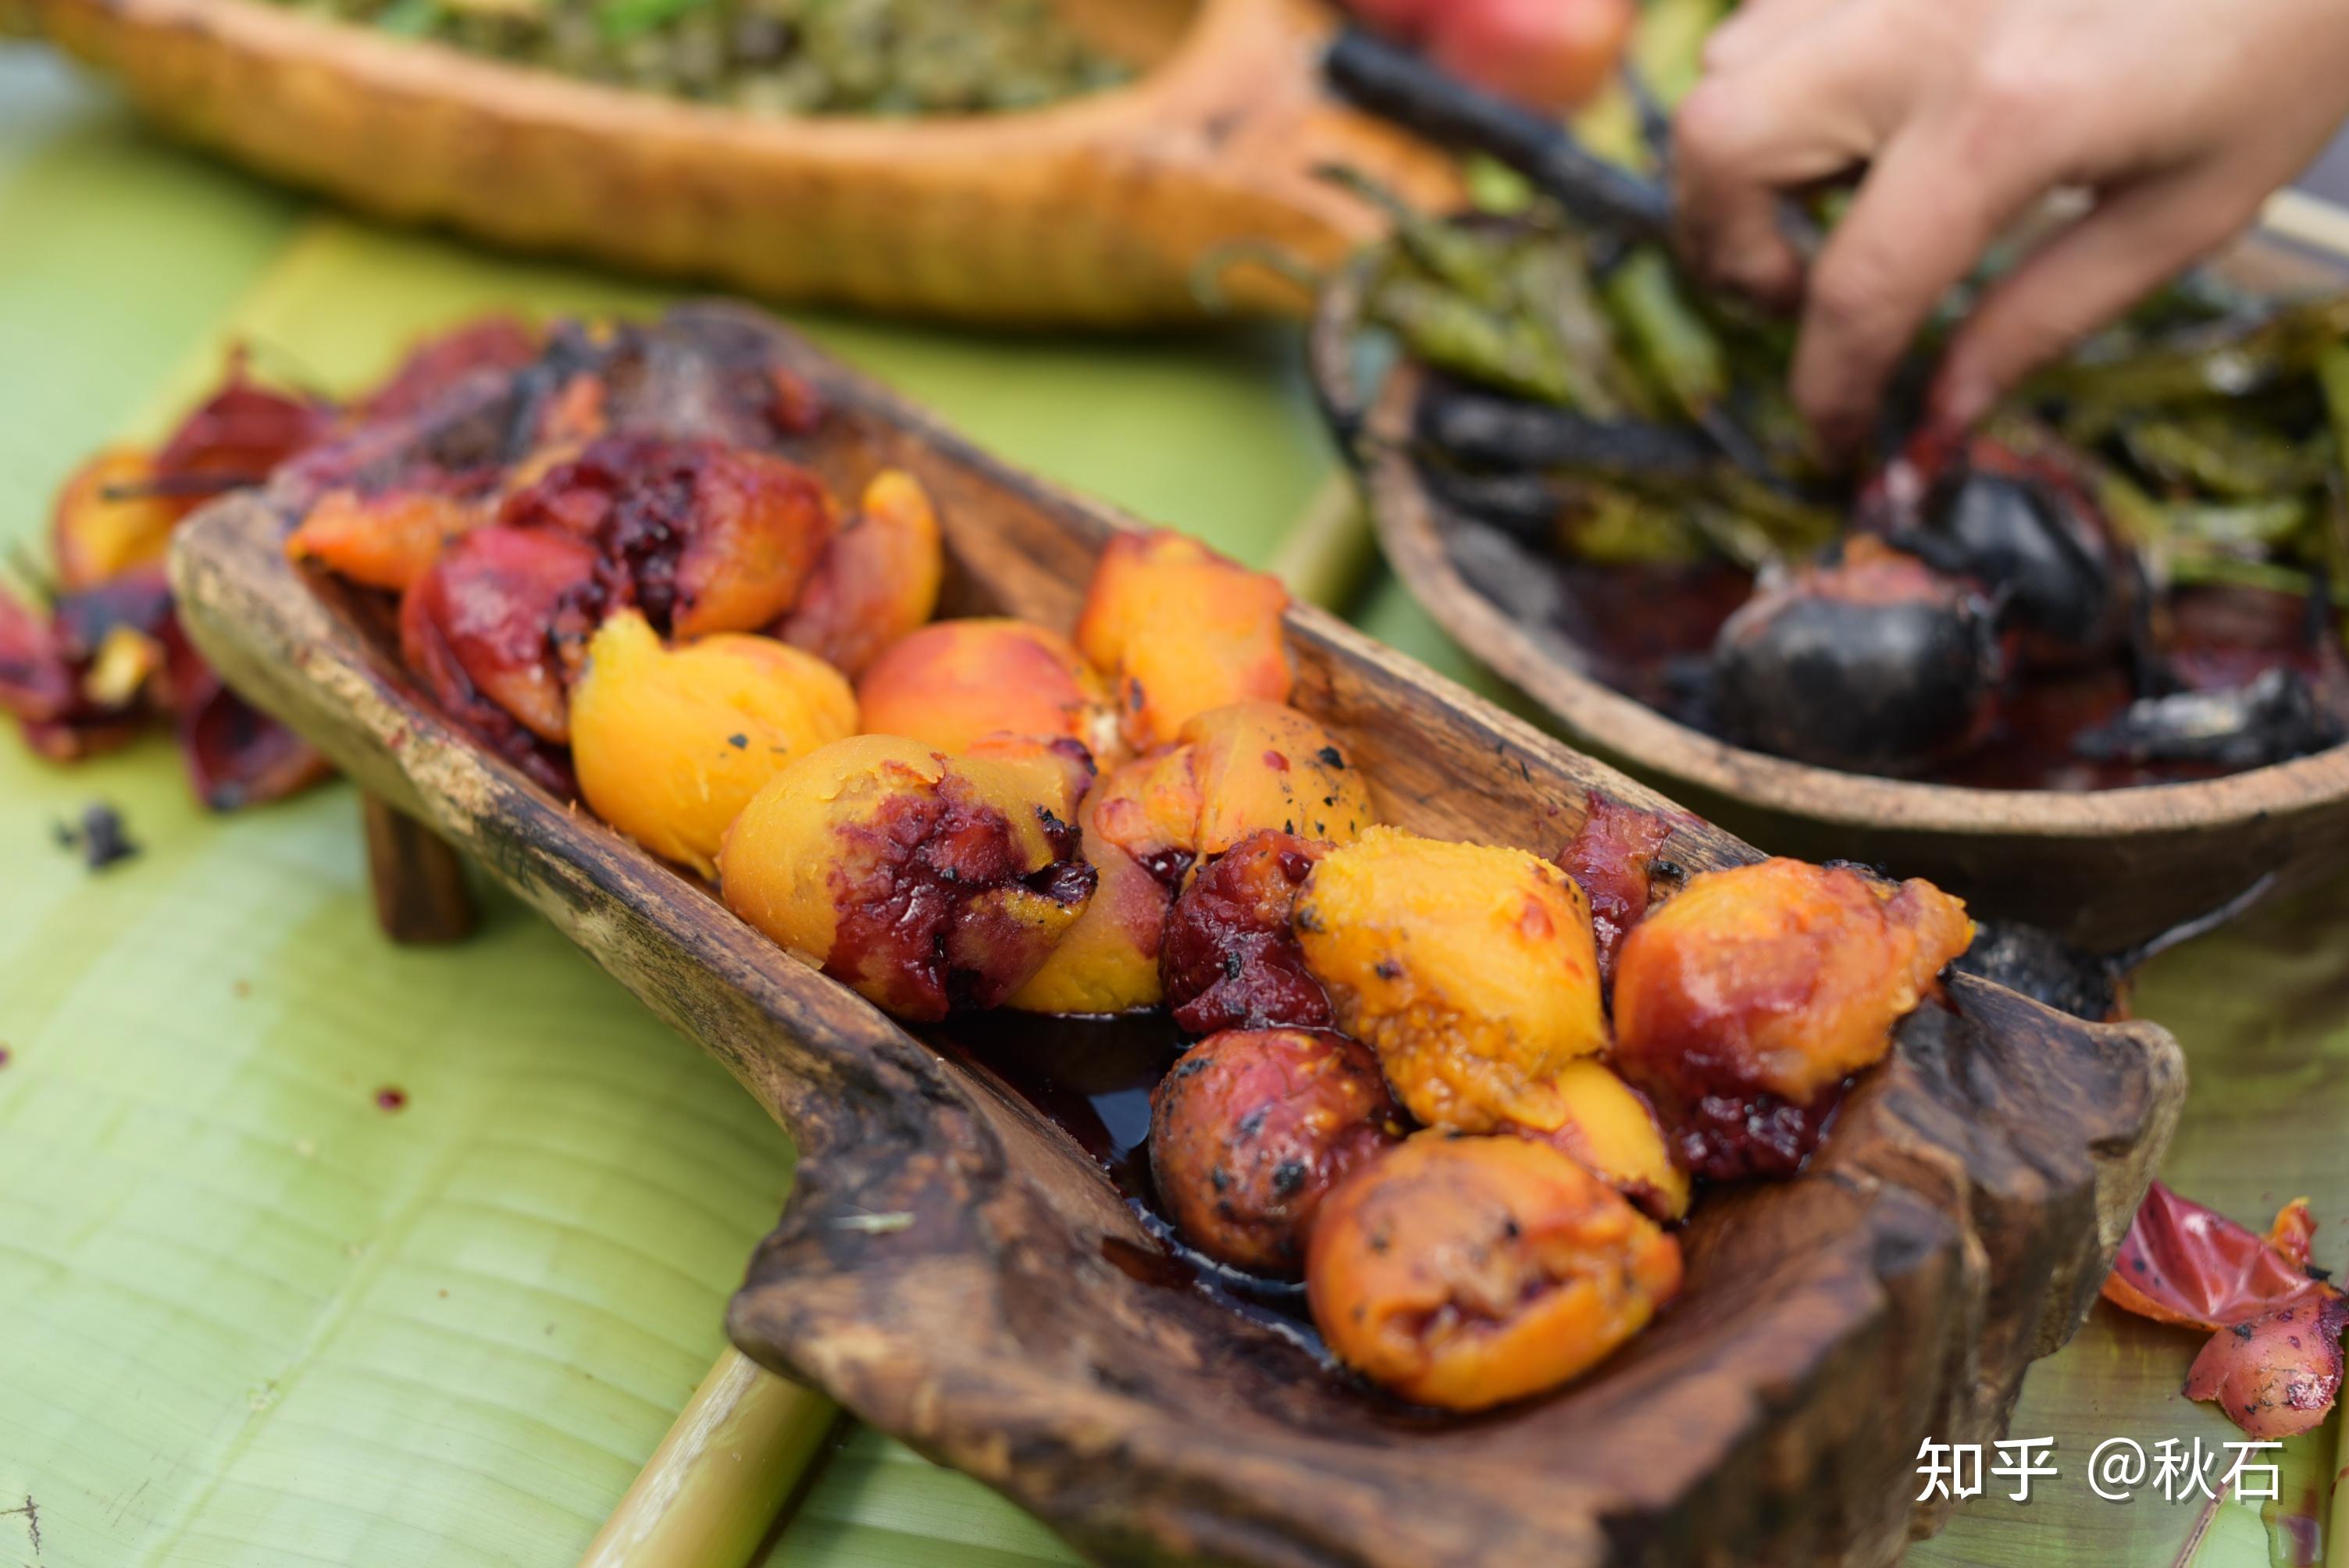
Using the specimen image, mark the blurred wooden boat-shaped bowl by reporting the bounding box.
[20,0,1455,325]
[1328,228,2349,952]
[171,301,2183,1566]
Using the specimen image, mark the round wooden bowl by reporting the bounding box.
[1322,229,2349,952]
[20,0,1456,325]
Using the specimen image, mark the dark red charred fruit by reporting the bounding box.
[151,354,336,516]
[822,771,1096,1022]
[1160,830,1333,1035]
[359,318,543,422]
[400,526,602,794]
[497,434,833,641]
[1554,796,1676,982]
[1148,1028,1406,1275]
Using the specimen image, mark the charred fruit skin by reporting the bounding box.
[1149,1028,1406,1275]
[1306,1134,1683,1411]
[776,469,945,677]
[1553,796,1677,983]
[718,735,1096,1023]
[1612,857,1973,1181]
[399,524,604,791]
[1160,829,1333,1035]
[569,609,857,877]
[498,434,836,641]
[1294,826,1608,1133]
[1075,529,1294,750]
[855,618,1120,760]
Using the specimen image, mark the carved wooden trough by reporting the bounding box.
[170,304,2184,1566]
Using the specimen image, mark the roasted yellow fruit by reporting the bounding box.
[717,735,1096,1021]
[1004,786,1172,1016]
[1306,1135,1683,1411]
[52,448,179,592]
[1293,826,1606,1132]
[1075,529,1294,750]
[1507,1060,1690,1221]
[1612,857,1974,1181]
[569,609,857,877]
[855,617,1121,759]
[1090,702,1372,886]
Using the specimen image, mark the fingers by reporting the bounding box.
[1671,5,1904,307]
[1788,125,2049,450]
[1930,167,2269,428]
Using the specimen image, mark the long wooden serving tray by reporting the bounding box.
[171,304,2183,1566]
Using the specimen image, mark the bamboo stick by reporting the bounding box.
[576,1349,839,1568]
[1270,470,1378,612]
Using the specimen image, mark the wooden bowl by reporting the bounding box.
[20,0,1456,326]
[1328,230,2349,952]
[171,303,2182,1568]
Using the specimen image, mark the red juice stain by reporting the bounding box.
[0,1046,12,1069]
[374,1086,409,1112]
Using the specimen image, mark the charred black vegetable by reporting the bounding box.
[1711,542,2000,775]
[1905,442,2130,658]
[2073,667,2342,770]
[1322,30,2349,791]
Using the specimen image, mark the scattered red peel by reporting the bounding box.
[2102,1184,2344,1441]
[2184,1294,2347,1441]
[2101,1184,2335,1331]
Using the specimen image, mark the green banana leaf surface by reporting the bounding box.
[0,45,2340,1568]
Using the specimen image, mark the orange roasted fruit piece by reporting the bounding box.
[287,487,482,592]
[1306,1135,1683,1411]
[1090,702,1372,887]
[718,735,1096,1022]
[51,449,180,592]
[1612,857,1973,1181]
[1075,529,1293,750]
[856,618,1121,760]
[777,469,945,677]
[569,610,857,878]
[1148,1028,1405,1275]
[1293,826,1608,1133]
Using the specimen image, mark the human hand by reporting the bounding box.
[1671,0,2349,450]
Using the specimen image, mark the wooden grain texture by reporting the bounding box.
[169,304,2185,1568]
[27,0,1457,326]
[361,791,475,943]
[1334,234,2349,952]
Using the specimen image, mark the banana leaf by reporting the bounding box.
[7,40,2340,1568]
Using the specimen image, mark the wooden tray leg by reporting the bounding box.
[362,792,476,943]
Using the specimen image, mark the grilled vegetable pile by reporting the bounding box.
[1324,27,2349,790]
[265,0,1131,114]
